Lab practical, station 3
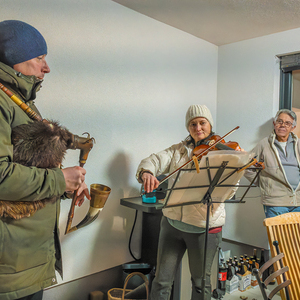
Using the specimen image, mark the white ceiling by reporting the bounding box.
[112,0,300,46]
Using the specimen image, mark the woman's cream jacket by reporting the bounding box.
[136,140,226,228]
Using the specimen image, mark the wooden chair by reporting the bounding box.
[253,248,291,300]
[264,212,300,300]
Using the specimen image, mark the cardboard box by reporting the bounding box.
[237,269,251,292]
[225,275,239,294]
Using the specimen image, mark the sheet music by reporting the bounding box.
[165,150,253,207]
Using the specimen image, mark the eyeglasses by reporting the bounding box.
[275,119,294,127]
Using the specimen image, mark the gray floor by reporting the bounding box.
[217,286,281,300]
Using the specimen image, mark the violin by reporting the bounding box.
[156,126,240,186]
[193,135,241,158]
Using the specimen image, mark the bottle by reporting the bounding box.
[260,249,268,281]
[227,263,233,281]
[250,258,256,273]
[245,258,249,270]
[252,259,257,270]
[239,261,246,275]
[233,261,239,274]
[256,258,261,267]
[218,258,227,293]
[236,262,241,274]
[251,258,258,288]
[259,249,265,267]
[234,261,239,273]
[232,260,236,270]
[253,248,257,260]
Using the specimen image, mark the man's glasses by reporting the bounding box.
[275,119,294,127]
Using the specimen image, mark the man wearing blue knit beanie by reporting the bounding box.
[0,20,48,67]
[0,20,91,300]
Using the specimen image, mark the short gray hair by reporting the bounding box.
[274,109,297,126]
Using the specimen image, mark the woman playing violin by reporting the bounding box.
[136,104,240,300]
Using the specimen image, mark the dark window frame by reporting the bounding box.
[279,52,300,109]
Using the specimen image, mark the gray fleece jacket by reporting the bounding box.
[244,131,300,207]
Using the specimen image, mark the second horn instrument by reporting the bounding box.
[66,184,111,233]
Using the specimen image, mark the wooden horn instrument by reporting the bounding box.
[0,82,108,233]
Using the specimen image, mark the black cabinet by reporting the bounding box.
[120,197,180,300]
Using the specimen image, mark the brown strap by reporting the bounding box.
[0,82,42,121]
[192,155,200,173]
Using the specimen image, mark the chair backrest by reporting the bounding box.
[253,252,291,300]
[264,212,300,300]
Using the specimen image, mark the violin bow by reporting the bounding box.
[158,126,240,186]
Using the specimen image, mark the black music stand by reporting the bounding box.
[161,151,263,299]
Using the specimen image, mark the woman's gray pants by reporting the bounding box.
[150,216,221,300]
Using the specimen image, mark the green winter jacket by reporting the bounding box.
[0,62,66,300]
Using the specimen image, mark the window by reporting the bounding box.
[278,52,300,136]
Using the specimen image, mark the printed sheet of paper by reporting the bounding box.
[164,151,253,207]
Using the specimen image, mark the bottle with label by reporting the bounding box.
[251,258,259,288]
[218,258,227,294]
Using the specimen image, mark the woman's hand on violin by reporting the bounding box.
[142,172,159,193]
[235,146,245,152]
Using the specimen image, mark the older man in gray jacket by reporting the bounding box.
[245,109,300,218]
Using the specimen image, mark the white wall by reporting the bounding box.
[2,0,218,284]
[217,27,300,249]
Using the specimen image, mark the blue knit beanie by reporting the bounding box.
[0,20,47,67]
